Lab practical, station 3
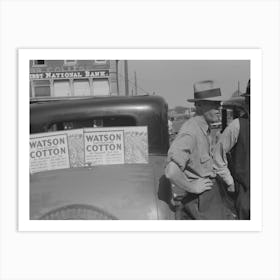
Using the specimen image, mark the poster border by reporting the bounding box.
[18,48,262,232]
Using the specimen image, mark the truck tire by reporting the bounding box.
[39,204,117,220]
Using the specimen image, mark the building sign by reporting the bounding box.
[30,127,148,174]
[29,70,109,80]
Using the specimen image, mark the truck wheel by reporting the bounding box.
[39,204,117,220]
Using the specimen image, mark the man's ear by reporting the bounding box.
[194,101,201,108]
[195,102,203,114]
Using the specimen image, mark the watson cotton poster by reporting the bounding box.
[29,132,70,173]
[30,126,148,173]
[84,129,125,166]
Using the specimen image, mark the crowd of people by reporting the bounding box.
[165,80,250,220]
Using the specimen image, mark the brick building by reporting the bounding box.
[29,60,119,99]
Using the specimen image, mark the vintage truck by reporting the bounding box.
[30,95,174,220]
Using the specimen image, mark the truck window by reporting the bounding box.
[47,116,137,132]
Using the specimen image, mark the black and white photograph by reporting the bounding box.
[29,59,250,221]
[18,49,261,231]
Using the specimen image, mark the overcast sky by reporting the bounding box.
[124,60,250,108]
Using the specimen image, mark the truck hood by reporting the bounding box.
[30,163,160,220]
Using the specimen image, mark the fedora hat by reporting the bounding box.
[241,79,250,97]
[188,80,222,102]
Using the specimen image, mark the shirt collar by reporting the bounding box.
[193,115,210,135]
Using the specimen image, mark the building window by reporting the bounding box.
[34,86,51,97]
[73,79,90,96]
[93,79,110,96]
[33,60,46,66]
[53,80,71,97]
[94,60,106,64]
[33,80,51,97]
[64,60,77,66]
[30,81,32,98]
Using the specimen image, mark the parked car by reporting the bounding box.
[30,95,174,220]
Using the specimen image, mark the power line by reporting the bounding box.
[117,71,151,95]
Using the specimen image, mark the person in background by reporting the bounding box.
[213,80,250,220]
[165,80,235,220]
[168,117,174,135]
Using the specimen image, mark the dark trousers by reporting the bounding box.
[176,178,236,220]
[235,182,250,220]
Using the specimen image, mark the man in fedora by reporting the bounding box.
[213,80,250,219]
[165,80,235,220]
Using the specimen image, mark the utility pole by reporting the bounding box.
[116,60,119,96]
[134,71,138,96]
[124,60,129,96]
[238,80,240,96]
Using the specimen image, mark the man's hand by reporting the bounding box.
[166,162,213,194]
[227,183,235,192]
[189,178,213,194]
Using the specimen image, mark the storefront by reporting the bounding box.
[30,60,117,98]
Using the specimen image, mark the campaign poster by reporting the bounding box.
[66,129,84,168]
[30,127,148,172]
[84,128,125,166]
[124,126,148,164]
[30,133,70,173]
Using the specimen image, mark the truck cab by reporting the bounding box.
[30,95,174,220]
